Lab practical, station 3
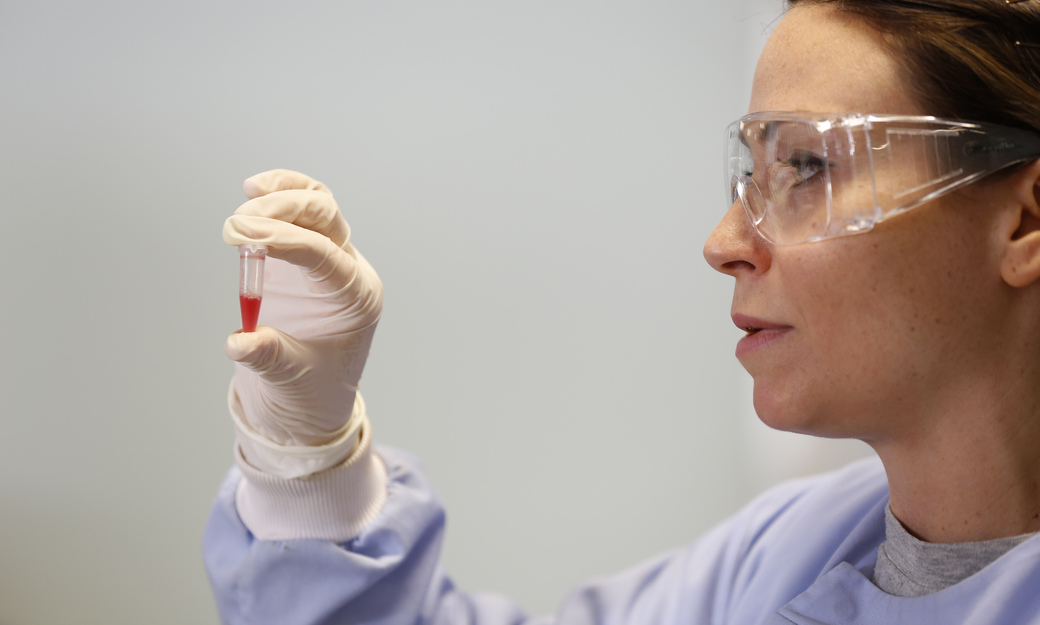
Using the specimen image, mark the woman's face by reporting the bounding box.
[704,4,1016,440]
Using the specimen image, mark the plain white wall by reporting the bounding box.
[0,1,866,623]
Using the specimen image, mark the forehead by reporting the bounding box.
[749,4,924,116]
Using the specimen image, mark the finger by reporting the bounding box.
[231,189,350,249]
[223,215,360,292]
[243,169,331,200]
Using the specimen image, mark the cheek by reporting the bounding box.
[794,254,942,348]
[790,272,895,387]
[793,244,952,372]
[790,233,994,382]
[754,267,928,435]
[755,205,1004,435]
[784,245,892,333]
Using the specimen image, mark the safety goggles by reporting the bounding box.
[725,112,1040,245]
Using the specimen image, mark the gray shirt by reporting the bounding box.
[873,504,1037,597]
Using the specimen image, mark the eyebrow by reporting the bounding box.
[739,120,781,148]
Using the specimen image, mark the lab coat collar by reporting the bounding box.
[773,532,1040,624]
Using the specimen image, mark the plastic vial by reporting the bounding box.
[239,244,268,332]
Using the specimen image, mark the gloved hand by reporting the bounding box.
[223,169,382,478]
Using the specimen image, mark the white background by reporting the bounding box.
[0,1,867,622]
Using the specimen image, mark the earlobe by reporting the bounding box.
[1000,159,1040,288]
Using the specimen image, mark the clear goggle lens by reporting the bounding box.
[725,112,1040,245]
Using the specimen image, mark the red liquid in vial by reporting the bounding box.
[240,294,262,332]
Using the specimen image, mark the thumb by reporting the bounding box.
[225,326,312,385]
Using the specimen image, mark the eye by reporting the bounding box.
[783,151,828,185]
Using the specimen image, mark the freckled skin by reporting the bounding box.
[704,4,1040,541]
[707,6,1009,439]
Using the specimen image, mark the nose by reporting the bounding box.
[703,199,772,276]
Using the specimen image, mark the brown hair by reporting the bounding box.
[786,0,1040,135]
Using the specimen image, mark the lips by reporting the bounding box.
[732,313,793,357]
[732,313,789,333]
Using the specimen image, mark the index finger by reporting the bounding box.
[230,189,350,249]
[243,169,331,200]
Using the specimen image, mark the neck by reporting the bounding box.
[871,373,1040,543]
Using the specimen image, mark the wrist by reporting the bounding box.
[229,384,366,479]
[233,415,388,541]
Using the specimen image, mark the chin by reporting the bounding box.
[751,382,854,439]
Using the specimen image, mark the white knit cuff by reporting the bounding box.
[229,383,364,479]
[234,416,388,542]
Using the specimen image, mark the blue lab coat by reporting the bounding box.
[204,448,1040,624]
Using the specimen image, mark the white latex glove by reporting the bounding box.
[223,169,382,478]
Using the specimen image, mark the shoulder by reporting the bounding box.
[734,455,889,563]
[741,455,888,536]
[578,457,890,623]
[695,456,890,620]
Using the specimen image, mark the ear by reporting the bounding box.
[1000,159,1040,288]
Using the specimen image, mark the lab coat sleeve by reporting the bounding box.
[204,441,822,625]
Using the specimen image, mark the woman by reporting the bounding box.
[207,1,1040,622]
